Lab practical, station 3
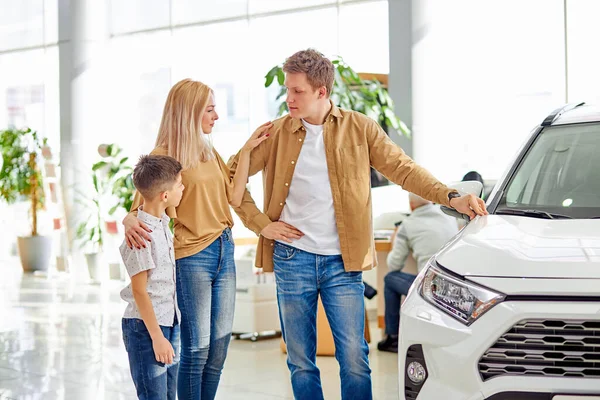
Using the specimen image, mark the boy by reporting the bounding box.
[120,154,184,400]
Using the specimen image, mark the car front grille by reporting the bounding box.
[479,319,600,381]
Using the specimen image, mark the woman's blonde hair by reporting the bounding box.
[155,79,214,170]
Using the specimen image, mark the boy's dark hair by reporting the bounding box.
[283,49,335,96]
[132,155,182,200]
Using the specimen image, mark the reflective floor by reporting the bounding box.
[0,257,398,400]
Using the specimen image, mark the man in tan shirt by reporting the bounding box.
[228,49,487,400]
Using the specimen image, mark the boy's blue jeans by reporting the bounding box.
[273,242,372,400]
[122,317,180,400]
[175,227,236,400]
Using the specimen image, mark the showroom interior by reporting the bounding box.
[1,0,600,399]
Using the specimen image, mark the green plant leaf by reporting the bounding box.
[92,161,107,171]
[278,101,288,117]
[264,66,279,87]
[92,173,99,192]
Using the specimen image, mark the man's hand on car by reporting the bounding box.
[450,194,488,220]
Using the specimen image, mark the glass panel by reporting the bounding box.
[0,0,45,51]
[104,31,173,156]
[44,0,58,44]
[502,123,600,218]
[0,47,59,147]
[171,0,248,25]
[339,1,389,73]
[411,0,565,183]
[248,0,336,15]
[109,0,170,35]
[566,0,600,104]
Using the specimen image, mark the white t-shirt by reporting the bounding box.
[278,119,341,255]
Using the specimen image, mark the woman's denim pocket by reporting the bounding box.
[273,242,297,261]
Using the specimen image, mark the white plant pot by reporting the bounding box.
[56,256,68,272]
[85,252,104,282]
[17,235,52,272]
[109,262,123,280]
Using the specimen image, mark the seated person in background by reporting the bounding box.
[377,193,459,353]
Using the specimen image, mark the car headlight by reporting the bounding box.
[419,262,505,326]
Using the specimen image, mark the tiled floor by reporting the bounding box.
[0,257,399,400]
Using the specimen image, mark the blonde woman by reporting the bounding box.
[123,79,271,400]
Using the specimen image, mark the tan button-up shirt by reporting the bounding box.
[228,102,456,272]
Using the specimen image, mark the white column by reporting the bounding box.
[58,0,109,277]
[388,0,413,157]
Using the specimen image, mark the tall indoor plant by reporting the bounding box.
[0,127,51,272]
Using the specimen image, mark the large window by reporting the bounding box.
[104,31,173,157]
[566,0,600,104]
[411,0,565,183]
[109,0,171,35]
[172,0,247,24]
[339,1,389,73]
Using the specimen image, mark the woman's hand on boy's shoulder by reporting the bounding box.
[123,213,152,249]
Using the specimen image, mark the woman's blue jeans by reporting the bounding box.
[175,228,236,400]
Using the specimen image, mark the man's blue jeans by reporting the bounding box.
[383,271,417,336]
[176,228,236,400]
[273,242,372,400]
[122,317,180,400]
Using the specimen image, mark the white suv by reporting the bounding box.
[398,103,600,400]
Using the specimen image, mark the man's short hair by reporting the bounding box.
[132,155,182,200]
[283,49,335,96]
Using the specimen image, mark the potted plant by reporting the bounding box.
[75,166,105,282]
[265,57,410,187]
[96,143,135,280]
[97,143,135,218]
[0,128,52,272]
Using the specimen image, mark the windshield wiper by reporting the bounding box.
[495,208,573,219]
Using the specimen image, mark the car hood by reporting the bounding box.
[436,215,600,279]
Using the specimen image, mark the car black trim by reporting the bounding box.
[404,344,428,400]
[541,102,586,126]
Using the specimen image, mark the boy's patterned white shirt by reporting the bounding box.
[119,208,180,326]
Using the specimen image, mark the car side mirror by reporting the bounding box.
[441,181,484,222]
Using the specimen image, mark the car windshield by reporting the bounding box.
[497,122,600,219]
